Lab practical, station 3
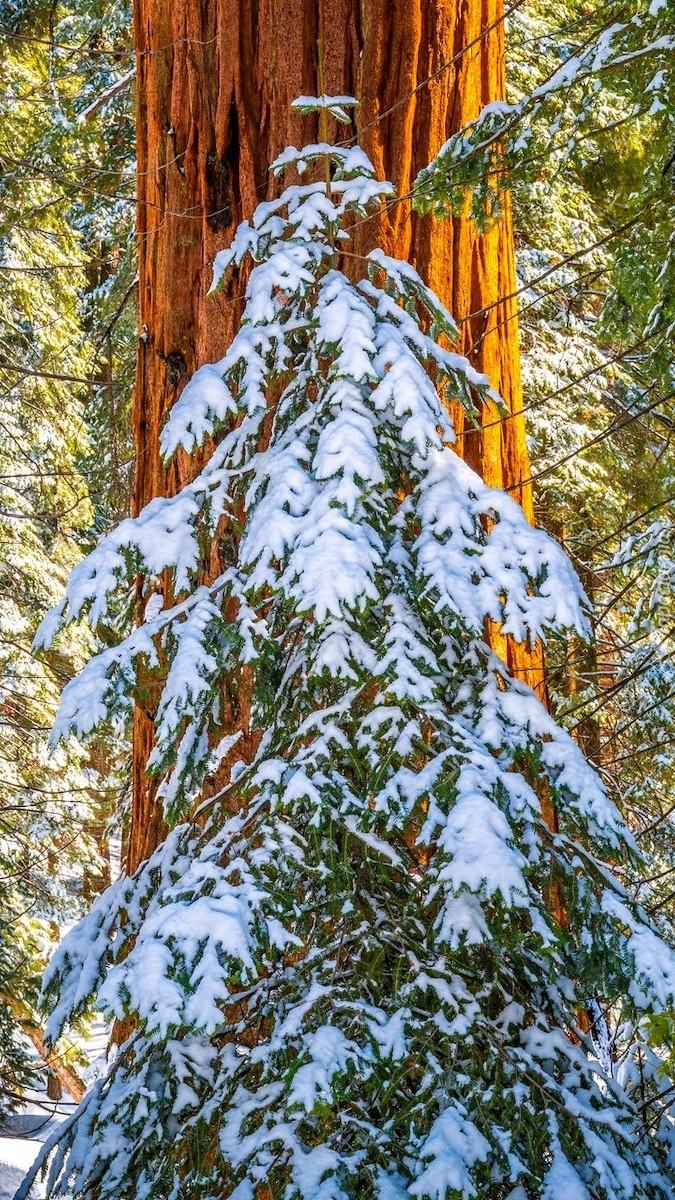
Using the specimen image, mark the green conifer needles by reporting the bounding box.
[28,105,675,1200]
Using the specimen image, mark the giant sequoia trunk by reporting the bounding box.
[129,0,546,872]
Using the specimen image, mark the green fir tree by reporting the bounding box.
[23,103,675,1200]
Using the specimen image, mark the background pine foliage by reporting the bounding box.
[0,0,134,1104]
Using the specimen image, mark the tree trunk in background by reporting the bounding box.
[128,0,546,872]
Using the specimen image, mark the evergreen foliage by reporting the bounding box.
[504,0,675,917]
[27,109,675,1200]
[0,0,133,1105]
[414,0,675,913]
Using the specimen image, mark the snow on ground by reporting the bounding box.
[0,1019,109,1199]
[0,1138,43,1200]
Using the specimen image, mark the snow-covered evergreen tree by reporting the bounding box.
[25,101,675,1199]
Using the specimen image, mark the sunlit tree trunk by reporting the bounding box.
[128,0,545,872]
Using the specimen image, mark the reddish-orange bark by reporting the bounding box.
[128,0,547,872]
[2,993,86,1103]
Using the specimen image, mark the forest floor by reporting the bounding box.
[0,1021,108,1198]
